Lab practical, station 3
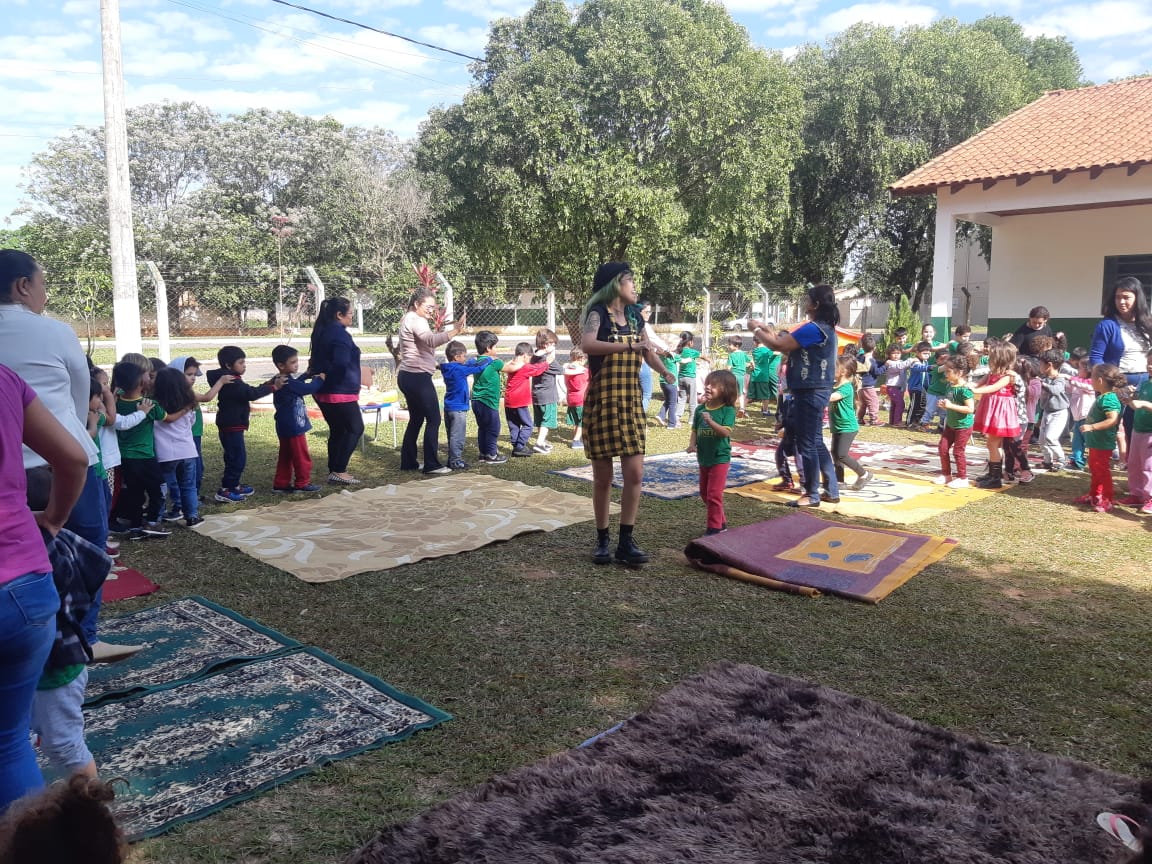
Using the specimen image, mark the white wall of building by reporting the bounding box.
[988,203,1152,319]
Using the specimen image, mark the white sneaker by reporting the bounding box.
[946,477,970,489]
[931,474,949,485]
[424,466,452,475]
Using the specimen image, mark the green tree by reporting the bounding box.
[417,0,803,340]
[879,293,922,353]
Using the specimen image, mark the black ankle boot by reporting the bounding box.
[593,529,612,565]
[615,536,650,566]
[976,462,1003,489]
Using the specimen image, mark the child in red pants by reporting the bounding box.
[1077,364,1125,513]
[688,370,737,536]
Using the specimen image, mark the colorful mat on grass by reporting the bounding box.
[84,597,299,705]
[732,437,990,479]
[100,565,159,602]
[684,512,956,602]
[551,451,777,499]
[194,475,610,583]
[728,469,1000,525]
[84,647,450,841]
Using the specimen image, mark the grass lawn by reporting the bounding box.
[117,410,1152,863]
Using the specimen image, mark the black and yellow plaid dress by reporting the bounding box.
[583,304,645,460]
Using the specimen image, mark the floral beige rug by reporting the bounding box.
[194,475,607,583]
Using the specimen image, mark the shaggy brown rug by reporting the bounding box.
[347,662,1138,863]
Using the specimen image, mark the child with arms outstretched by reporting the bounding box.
[971,340,1020,489]
[687,370,737,535]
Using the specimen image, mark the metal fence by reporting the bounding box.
[45,262,806,357]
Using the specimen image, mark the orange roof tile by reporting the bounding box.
[890,76,1152,196]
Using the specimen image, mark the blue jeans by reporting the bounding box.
[31,668,91,777]
[1070,418,1087,468]
[639,365,653,414]
[657,380,679,427]
[65,465,109,644]
[792,387,837,502]
[0,571,59,812]
[161,458,199,519]
[472,401,501,457]
[445,409,467,465]
[219,429,247,490]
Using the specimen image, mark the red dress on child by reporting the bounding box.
[973,374,1021,438]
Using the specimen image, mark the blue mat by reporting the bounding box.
[551,451,777,499]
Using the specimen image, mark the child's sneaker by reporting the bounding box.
[215,488,246,503]
[1073,493,1096,506]
[162,509,182,523]
[1016,471,1034,484]
[479,453,508,464]
[850,470,874,491]
[946,477,970,489]
[531,442,553,454]
[272,486,295,494]
[771,478,795,491]
[235,485,255,497]
[141,521,172,537]
[185,516,205,528]
[511,447,531,457]
[570,440,584,449]
[295,484,322,492]
[1064,460,1085,471]
[449,460,469,470]
[1140,500,1152,515]
[1093,501,1114,513]
[1117,494,1143,507]
[931,474,950,485]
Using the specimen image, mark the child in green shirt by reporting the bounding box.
[726,335,749,418]
[748,331,780,416]
[935,357,975,488]
[1077,363,1126,512]
[828,355,871,494]
[688,370,737,535]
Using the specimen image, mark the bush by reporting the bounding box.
[879,294,922,353]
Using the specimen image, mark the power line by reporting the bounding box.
[164,0,464,88]
[266,0,486,63]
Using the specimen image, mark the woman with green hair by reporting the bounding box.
[580,262,676,566]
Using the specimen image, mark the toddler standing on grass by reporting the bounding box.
[110,362,170,540]
[503,342,547,457]
[151,368,202,527]
[1037,349,1071,472]
[564,348,589,449]
[471,331,507,464]
[877,343,918,427]
[1066,350,1094,471]
[855,334,881,425]
[165,357,228,518]
[207,346,280,503]
[438,340,490,470]
[1076,363,1125,512]
[271,345,326,492]
[531,329,562,454]
[726,335,749,418]
[934,357,975,488]
[687,370,737,535]
[828,355,872,493]
[1120,349,1152,514]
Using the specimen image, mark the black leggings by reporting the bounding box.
[397,370,442,471]
[317,400,364,474]
[831,431,864,483]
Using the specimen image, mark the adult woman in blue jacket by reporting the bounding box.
[749,284,840,507]
[1089,276,1152,441]
[307,297,364,485]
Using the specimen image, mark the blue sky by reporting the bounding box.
[3,0,1151,225]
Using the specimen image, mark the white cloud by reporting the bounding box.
[811,2,941,38]
[765,20,808,38]
[444,0,533,21]
[127,82,328,112]
[1023,2,1152,41]
[718,0,795,13]
[323,99,420,135]
[417,23,489,56]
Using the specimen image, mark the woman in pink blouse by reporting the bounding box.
[397,289,466,474]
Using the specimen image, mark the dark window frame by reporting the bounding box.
[1103,254,1152,306]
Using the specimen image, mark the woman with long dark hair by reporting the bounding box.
[308,296,364,484]
[397,289,466,474]
[1090,276,1152,443]
[749,284,840,507]
[581,263,675,566]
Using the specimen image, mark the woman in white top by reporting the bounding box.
[1089,276,1152,443]
[396,288,466,474]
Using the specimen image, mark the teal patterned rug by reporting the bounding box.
[85,596,301,706]
[86,647,450,840]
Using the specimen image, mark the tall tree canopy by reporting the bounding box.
[416,0,803,302]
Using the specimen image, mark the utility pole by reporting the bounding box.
[100,0,142,356]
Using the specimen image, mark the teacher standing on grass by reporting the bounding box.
[581,262,676,567]
[749,283,840,508]
[308,297,364,485]
[1090,276,1152,443]
[397,288,466,475]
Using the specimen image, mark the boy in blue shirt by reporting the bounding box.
[439,340,492,470]
[905,341,934,427]
[271,345,325,493]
